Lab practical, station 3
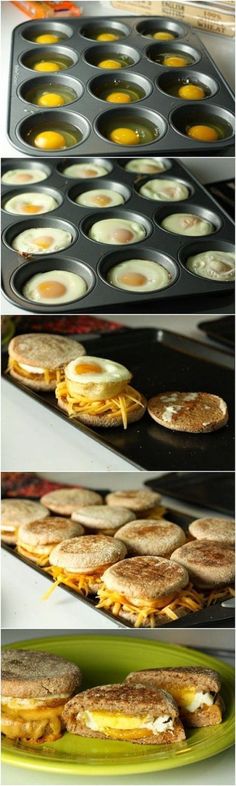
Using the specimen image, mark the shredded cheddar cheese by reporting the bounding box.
[8,358,64,385]
[97,584,205,627]
[41,563,114,600]
[55,382,144,430]
[17,543,54,566]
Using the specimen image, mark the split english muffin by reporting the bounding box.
[188,517,235,545]
[96,555,203,627]
[44,535,127,597]
[114,518,186,556]
[126,667,224,728]
[1,498,48,544]
[171,540,235,589]
[72,505,135,534]
[40,487,103,515]
[8,333,85,391]
[1,648,81,744]
[147,391,228,433]
[56,356,146,429]
[62,682,185,744]
[16,516,84,565]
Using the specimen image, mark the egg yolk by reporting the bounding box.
[178,84,205,100]
[98,59,122,69]
[23,203,43,214]
[37,281,66,298]
[34,61,61,72]
[38,92,65,107]
[34,131,66,150]
[97,33,119,41]
[187,124,219,141]
[35,34,60,44]
[84,168,99,177]
[106,91,131,103]
[120,273,147,286]
[153,32,175,40]
[112,228,134,242]
[163,55,188,67]
[16,173,33,183]
[34,236,53,250]
[91,194,112,206]
[109,128,140,145]
[75,362,102,374]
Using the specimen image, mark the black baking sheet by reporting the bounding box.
[1,501,234,629]
[8,16,235,156]
[1,157,234,315]
[2,327,234,471]
[198,316,235,350]
[146,472,235,515]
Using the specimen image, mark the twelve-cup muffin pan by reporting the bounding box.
[8,16,235,156]
[1,156,235,313]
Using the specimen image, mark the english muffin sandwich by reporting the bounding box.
[40,487,103,515]
[1,498,48,545]
[114,519,186,557]
[62,683,185,744]
[96,555,203,627]
[106,489,162,518]
[8,333,86,391]
[72,505,135,535]
[44,535,127,597]
[56,356,146,430]
[1,648,81,744]
[171,540,235,589]
[126,667,224,728]
[189,517,235,545]
[17,516,84,565]
[147,391,228,433]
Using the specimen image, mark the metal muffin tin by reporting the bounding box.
[1,157,235,313]
[1,500,234,628]
[8,16,235,156]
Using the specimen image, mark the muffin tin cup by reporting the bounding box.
[18,74,84,107]
[3,215,78,254]
[8,16,235,156]
[17,110,91,152]
[1,184,63,214]
[98,247,179,294]
[135,175,194,201]
[179,239,235,284]
[80,20,131,41]
[68,179,131,206]
[157,70,218,101]
[136,17,187,39]
[1,157,234,313]
[21,21,74,43]
[11,257,96,312]
[171,104,235,145]
[80,209,153,244]
[19,45,79,71]
[88,72,153,104]
[146,41,201,66]
[156,203,222,236]
[95,107,167,147]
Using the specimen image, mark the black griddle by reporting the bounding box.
[146,472,235,516]
[2,327,234,471]
[1,501,234,629]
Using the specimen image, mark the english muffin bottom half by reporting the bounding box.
[44,534,127,598]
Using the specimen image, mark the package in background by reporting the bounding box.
[111,1,235,36]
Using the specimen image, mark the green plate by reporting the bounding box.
[2,634,235,776]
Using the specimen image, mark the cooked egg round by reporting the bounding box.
[12,227,73,254]
[89,218,146,244]
[23,270,87,304]
[76,189,124,208]
[63,163,109,179]
[2,169,48,185]
[109,127,140,145]
[125,159,167,174]
[98,59,122,69]
[34,130,66,150]
[186,250,235,281]
[139,178,189,201]
[162,213,214,236]
[66,356,131,386]
[187,124,219,142]
[4,192,58,215]
[107,259,171,291]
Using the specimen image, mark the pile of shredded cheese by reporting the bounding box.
[8,358,64,384]
[55,383,144,430]
[42,565,104,600]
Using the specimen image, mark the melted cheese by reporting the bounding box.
[8,358,64,384]
[97,584,204,627]
[83,710,174,735]
[55,382,144,430]
[42,564,113,600]
[1,698,67,743]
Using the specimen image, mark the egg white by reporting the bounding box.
[76,189,124,208]
[23,270,87,304]
[4,192,58,215]
[12,227,73,254]
[66,356,131,385]
[161,213,214,236]
[107,258,171,291]
[89,218,146,244]
[187,250,235,281]
[125,158,167,174]
[2,169,47,184]
[63,164,109,178]
[140,178,189,201]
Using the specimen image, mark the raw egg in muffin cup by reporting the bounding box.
[24,83,79,108]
